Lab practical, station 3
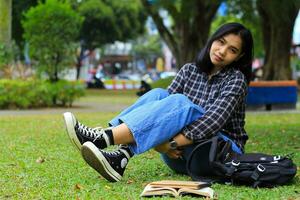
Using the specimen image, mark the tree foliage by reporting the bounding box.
[75,0,147,49]
[69,0,147,79]
[141,0,220,67]
[0,42,14,78]
[131,35,163,57]
[12,0,38,48]
[130,34,163,68]
[22,0,83,82]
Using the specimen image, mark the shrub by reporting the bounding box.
[49,80,85,107]
[0,79,85,109]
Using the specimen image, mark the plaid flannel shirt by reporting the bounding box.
[167,63,248,150]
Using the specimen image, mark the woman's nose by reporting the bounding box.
[219,46,226,56]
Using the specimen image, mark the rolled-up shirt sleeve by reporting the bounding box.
[182,74,247,141]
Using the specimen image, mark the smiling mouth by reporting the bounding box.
[214,54,223,62]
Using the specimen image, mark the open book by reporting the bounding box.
[140,180,214,198]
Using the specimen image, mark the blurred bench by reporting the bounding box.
[246,80,298,110]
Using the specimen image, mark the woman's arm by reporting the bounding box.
[183,73,247,141]
[154,133,193,159]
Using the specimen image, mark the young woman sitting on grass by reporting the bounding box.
[63,22,253,182]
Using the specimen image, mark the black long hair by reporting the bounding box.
[195,22,254,84]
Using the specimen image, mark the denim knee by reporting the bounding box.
[166,93,193,107]
[149,88,169,98]
[169,93,189,101]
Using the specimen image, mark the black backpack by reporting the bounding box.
[186,136,297,188]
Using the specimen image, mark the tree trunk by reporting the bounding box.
[257,0,298,80]
[0,0,12,45]
[76,55,82,80]
[51,52,60,82]
[75,45,84,80]
[141,0,220,68]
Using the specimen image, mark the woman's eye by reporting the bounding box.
[218,39,225,44]
[230,48,238,54]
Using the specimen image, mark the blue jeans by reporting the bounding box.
[109,88,205,154]
[108,88,241,171]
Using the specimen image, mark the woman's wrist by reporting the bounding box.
[173,133,193,147]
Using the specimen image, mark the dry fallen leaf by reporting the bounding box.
[36,157,45,164]
[127,179,134,184]
[74,184,84,190]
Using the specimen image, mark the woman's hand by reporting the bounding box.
[154,133,192,159]
[154,142,183,159]
[165,149,183,159]
[154,142,170,153]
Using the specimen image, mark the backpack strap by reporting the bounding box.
[224,156,267,188]
[208,136,238,176]
[225,160,240,176]
[186,137,223,183]
[250,164,266,188]
[186,136,235,183]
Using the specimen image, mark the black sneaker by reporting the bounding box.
[81,141,130,182]
[63,112,110,150]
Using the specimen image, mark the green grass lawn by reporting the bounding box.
[0,90,299,199]
[78,89,138,105]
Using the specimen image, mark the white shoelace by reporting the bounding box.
[106,151,122,156]
[77,123,105,142]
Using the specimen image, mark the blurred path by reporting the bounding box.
[0,101,299,116]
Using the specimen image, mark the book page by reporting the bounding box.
[178,187,214,199]
[140,184,179,197]
[140,181,214,198]
[149,180,210,189]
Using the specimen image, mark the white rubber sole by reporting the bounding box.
[81,141,122,182]
[63,112,81,151]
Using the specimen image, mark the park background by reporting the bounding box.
[0,0,300,199]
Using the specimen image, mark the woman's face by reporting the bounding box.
[209,33,243,69]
